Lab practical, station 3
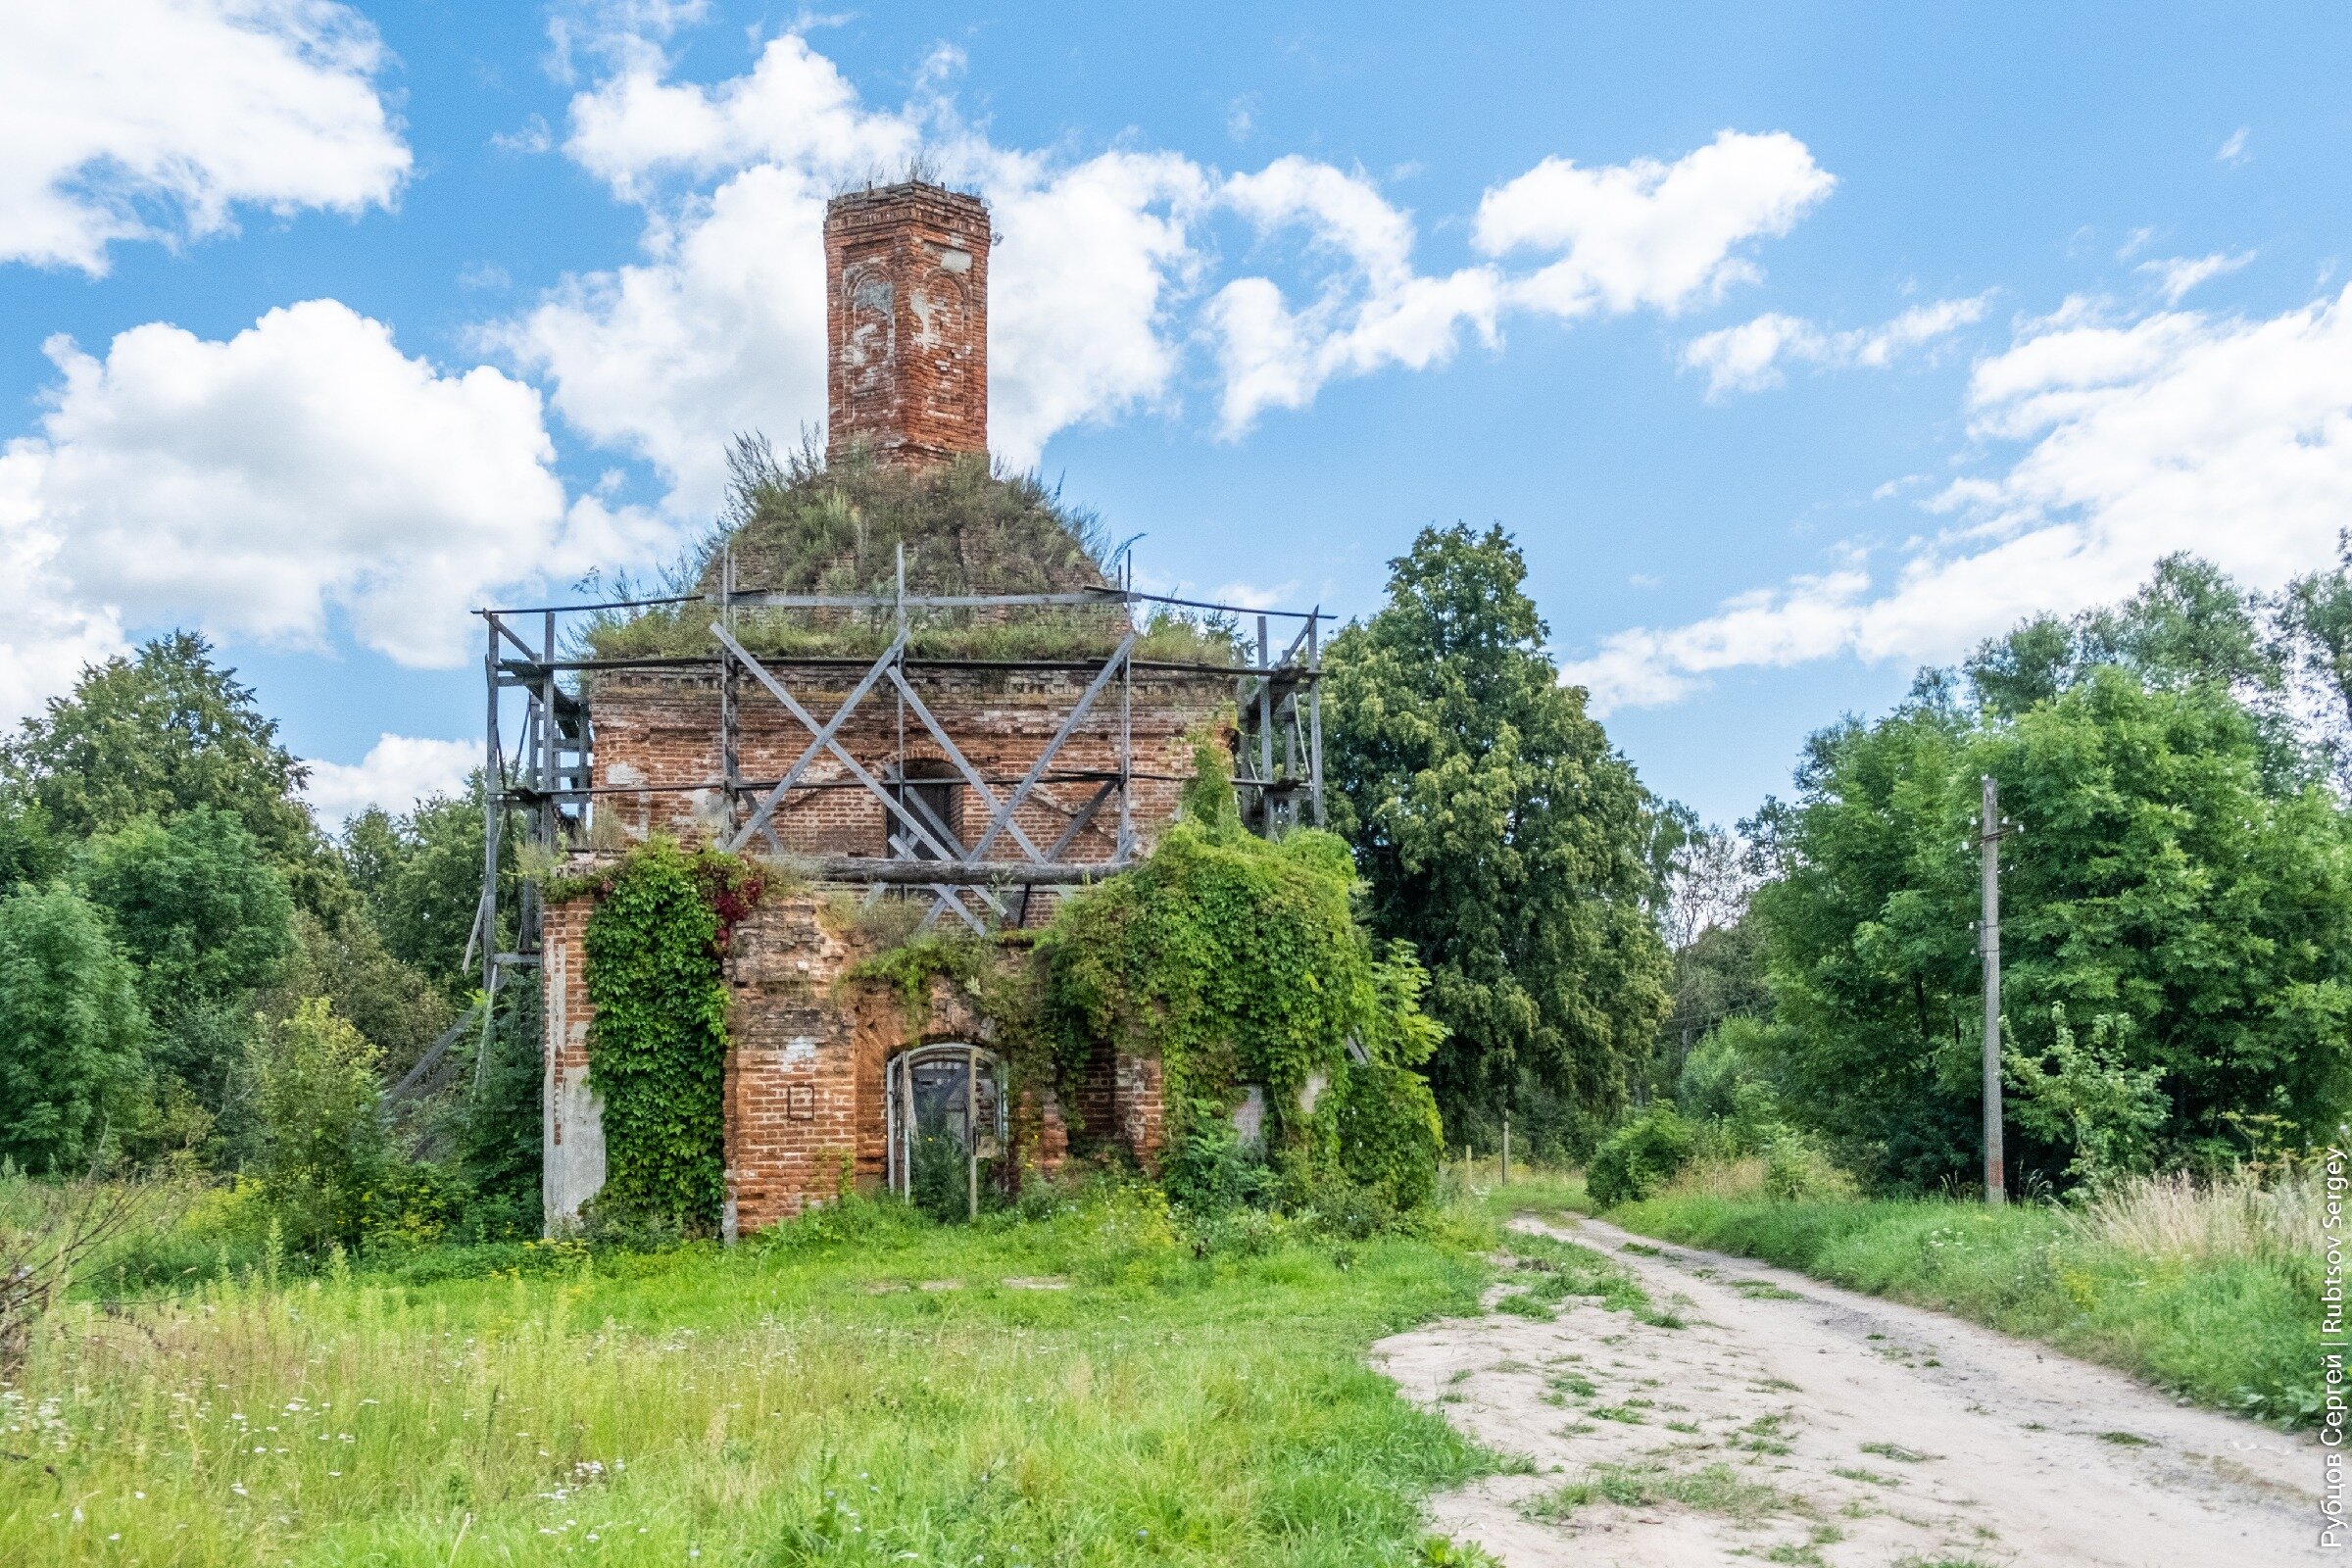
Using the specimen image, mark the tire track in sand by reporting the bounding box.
[1374,1213,2321,1566]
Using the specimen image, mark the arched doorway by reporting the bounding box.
[885,1044,1005,1215]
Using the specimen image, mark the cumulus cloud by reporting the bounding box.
[1206,132,1835,435]
[0,0,409,273]
[502,25,1835,489]
[0,300,669,723]
[1682,294,1989,397]
[0,459,132,727]
[303,733,478,824]
[1473,131,1836,319]
[1207,158,1501,434]
[1567,286,2352,711]
[493,31,1215,507]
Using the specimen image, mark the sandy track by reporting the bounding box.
[1373,1213,2324,1567]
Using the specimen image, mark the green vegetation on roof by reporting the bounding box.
[577,436,1240,667]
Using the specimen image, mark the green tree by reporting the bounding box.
[260,912,456,1084]
[0,885,148,1170]
[3,633,346,915]
[2275,533,2352,787]
[74,808,296,1116]
[1750,668,2352,1186]
[2003,1005,2167,1188]
[1325,524,1671,1126]
[245,998,389,1250]
[340,790,493,991]
[0,790,64,893]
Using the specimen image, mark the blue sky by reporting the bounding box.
[6,2,2351,827]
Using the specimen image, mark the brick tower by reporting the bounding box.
[823,181,991,466]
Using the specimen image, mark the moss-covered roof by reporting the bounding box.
[578,438,1237,667]
[701,440,1113,599]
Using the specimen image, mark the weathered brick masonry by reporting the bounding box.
[826,183,990,466]
[539,179,1219,1235]
[588,664,1216,883]
[541,882,1164,1231]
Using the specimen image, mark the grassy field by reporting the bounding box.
[0,1184,1510,1567]
[1593,1163,2320,1428]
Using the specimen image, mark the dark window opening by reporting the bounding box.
[886,764,961,860]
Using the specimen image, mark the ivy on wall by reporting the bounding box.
[1034,744,1447,1201]
[576,838,763,1230]
[567,745,1446,1222]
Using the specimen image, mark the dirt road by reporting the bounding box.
[1374,1214,2324,1567]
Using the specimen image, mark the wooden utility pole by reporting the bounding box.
[1501,1112,1511,1186]
[1979,774,2006,1207]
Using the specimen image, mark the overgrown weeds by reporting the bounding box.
[0,1182,1496,1566]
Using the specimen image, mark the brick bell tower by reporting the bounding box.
[823,181,991,466]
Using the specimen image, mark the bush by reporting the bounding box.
[1162,1106,1277,1216]
[1761,1132,1857,1202]
[244,998,387,1250]
[0,884,148,1171]
[1587,1104,1696,1207]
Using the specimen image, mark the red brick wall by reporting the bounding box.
[825,183,989,466]
[589,664,1224,879]
[543,881,1152,1235]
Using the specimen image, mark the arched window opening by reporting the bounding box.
[885,1044,1005,1215]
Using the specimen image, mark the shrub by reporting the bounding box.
[0,884,148,1172]
[1761,1132,1858,1202]
[1162,1106,1277,1216]
[244,998,388,1250]
[1334,1062,1445,1209]
[1587,1104,1696,1207]
[577,837,764,1233]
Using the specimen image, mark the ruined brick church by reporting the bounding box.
[525,180,1320,1236]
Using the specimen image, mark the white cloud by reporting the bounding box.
[0,0,408,274]
[1207,133,1837,434]
[984,150,1211,466]
[563,30,913,202]
[1569,286,2352,711]
[0,300,669,719]
[1473,131,1835,319]
[0,458,131,728]
[496,31,1213,506]
[1207,158,1502,434]
[1680,312,1818,396]
[304,734,478,824]
[2218,126,2250,165]
[506,27,1835,486]
[1682,295,1988,397]
[487,162,838,512]
[2138,249,2255,305]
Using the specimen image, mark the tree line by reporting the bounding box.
[2,530,2344,1240]
[0,634,539,1245]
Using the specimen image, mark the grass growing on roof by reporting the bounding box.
[576,439,1242,666]
[1,1181,1498,1566]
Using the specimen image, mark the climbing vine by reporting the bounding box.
[1034,742,1446,1203]
[577,837,764,1230]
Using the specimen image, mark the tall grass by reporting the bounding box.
[1603,1163,2323,1428]
[0,1184,1497,1565]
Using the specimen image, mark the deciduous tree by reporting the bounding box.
[1325,524,1672,1125]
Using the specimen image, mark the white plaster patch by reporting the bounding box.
[1232,1084,1267,1152]
[782,1034,819,1065]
